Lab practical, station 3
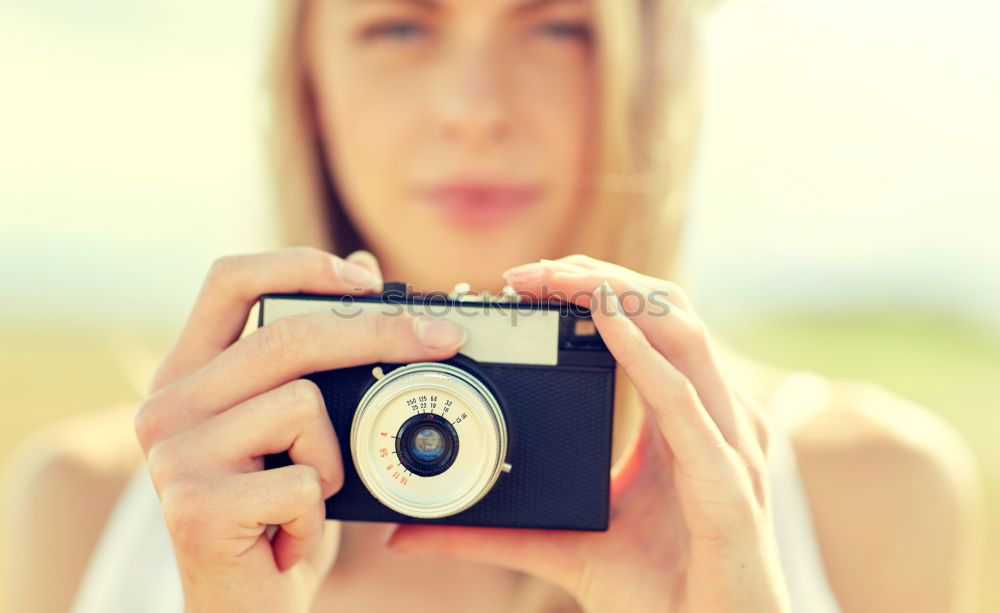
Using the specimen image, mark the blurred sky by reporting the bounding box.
[1,0,998,331]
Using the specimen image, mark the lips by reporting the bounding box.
[420,182,540,226]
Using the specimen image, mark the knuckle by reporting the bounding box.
[206,254,239,287]
[370,311,395,349]
[610,321,650,373]
[146,362,176,397]
[686,314,710,345]
[145,436,187,491]
[663,372,691,404]
[753,413,772,459]
[134,394,167,451]
[295,464,323,503]
[257,316,305,361]
[686,489,755,546]
[661,281,692,308]
[160,481,213,547]
[747,462,771,510]
[133,404,154,451]
[730,491,760,525]
[285,379,326,421]
[727,444,770,512]
[655,376,695,420]
[328,461,346,495]
[613,347,637,374]
[288,246,336,279]
[296,247,335,276]
[662,280,686,298]
[744,449,769,494]
[672,314,711,363]
[732,384,773,460]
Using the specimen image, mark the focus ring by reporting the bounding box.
[350,362,508,519]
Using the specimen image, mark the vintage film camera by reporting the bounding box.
[259,281,616,531]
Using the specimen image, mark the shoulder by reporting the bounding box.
[789,376,983,613]
[2,405,144,613]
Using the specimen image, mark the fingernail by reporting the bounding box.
[415,318,467,349]
[502,262,543,285]
[599,280,620,315]
[334,258,378,288]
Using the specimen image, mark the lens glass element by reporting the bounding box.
[414,428,442,460]
[396,413,459,477]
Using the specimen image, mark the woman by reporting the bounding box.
[3,0,982,611]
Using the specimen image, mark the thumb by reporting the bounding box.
[289,519,341,591]
[386,524,585,590]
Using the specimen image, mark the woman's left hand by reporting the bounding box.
[386,255,791,613]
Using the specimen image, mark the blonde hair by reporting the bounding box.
[264,1,704,610]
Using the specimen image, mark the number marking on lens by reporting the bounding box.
[351,362,508,518]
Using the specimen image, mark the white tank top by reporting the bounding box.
[69,371,842,613]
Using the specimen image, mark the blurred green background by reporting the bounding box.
[2,0,998,611]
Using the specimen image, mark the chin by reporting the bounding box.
[395,250,531,296]
[377,216,560,294]
[410,263,511,295]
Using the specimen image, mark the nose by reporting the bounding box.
[433,43,511,147]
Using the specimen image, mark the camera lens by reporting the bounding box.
[396,414,459,477]
[350,362,508,519]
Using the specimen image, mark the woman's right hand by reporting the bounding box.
[133,247,467,613]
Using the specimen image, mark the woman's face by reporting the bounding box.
[305,0,597,292]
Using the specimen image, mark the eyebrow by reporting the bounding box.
[347,0,583,13]
[513,0,584,16]
[347,0,440,10]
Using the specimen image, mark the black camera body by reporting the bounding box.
[259,282,616,531]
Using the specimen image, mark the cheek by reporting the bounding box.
[319,65,418,217]
[514,61,596,209]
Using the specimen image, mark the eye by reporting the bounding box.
[363,20,430,42]
[536,21,593,42]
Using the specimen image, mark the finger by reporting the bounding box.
[136,310,467,448]
[724,383,773,510]
[228,464,327,571]
[593,282,765,535]
[151,247,383,394]
[345,249,383,286]
[731,382,772,462]
[147,378,344,499]
[386,524,584,594]
[506,261,756,456]
[589,281,729,472]
[609,405,660,507]
[504,257,659,313]
[300,520,341,582]
[161,464,326,571]
[505,255,694,311]
[557,254,695,311]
